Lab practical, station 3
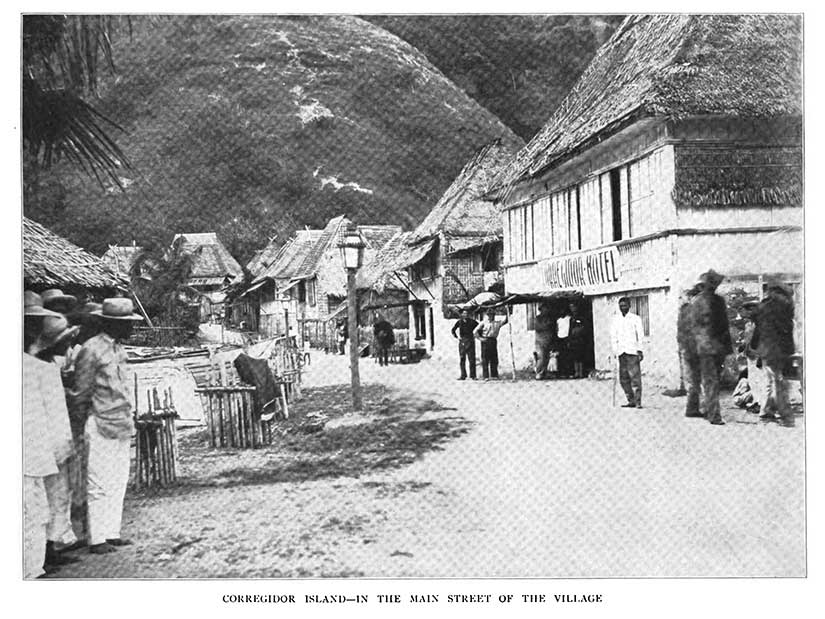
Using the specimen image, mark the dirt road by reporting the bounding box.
[55,352,805,578]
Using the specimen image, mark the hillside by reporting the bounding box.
[24,15,523,264]
[365,15,624,140]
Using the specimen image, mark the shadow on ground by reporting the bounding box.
[131,383,472,496]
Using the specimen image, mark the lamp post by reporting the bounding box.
[339,222,366,410]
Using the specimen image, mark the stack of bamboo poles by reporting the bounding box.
[194,353,276,449]
[134,379,180,490]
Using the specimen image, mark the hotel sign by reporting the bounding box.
[540,247,621,290]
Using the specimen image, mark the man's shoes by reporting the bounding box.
[60,540,88,552]
[635,404,643,409]
[457,376,466,381]
[621,403,636,408]
[685,412,704,418]
[39,564,61,576]
[759,412,776,421]
[105,538,133,547]
[46,541,81,565]
[89,542,118,554]
[779,418,796,428]
[709,419,726,426]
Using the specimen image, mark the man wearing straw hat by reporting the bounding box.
[23,291,70,577]
[30,311,83,566]
[688,269,733,426]
[71,298,143,554]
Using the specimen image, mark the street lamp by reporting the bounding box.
[339,222,366,410]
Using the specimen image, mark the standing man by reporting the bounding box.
[751,279,796,427]
[23,292,64,578]
[473,308,508,380]
[372,314,395,367]
[533,303,555,380]
[451,309,478,380]
[71,298,143,554]
[690,270,733,426]
[678,285,702,416]
[611,297,644,408]
[555,305,571,377]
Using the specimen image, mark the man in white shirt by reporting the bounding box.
[611,297,644,408]
[473,309,508,380]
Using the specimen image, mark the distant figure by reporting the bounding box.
[686,270,733,426]
[337,321,348,355]
[567,302,588,379]
[738,298,766,414]
[611,297,644,408]
[71,298,143,554]
[732,368,756,410]
[373,314,395,367]
[751,279,796,427]
[555,306,571,377]
[473,308,508,380]
[533,303,555,380]
[677,285,701,411]
[451,309,478,380]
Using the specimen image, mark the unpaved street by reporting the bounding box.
[56,352,805,578]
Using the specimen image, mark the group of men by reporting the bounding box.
[534,302,589,380]
[450,308,509,380]
[677,269,797,427]
[23,289,143,578]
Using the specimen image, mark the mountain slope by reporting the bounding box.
[364,15,624,140]
[25,15,522,264]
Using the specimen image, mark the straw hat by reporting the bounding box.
[41,288,78,312]
[697,269,724,290]
[91,298,144,321]
[40,314,80,349]
[24,290,62,317]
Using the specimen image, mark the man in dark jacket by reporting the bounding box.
[451,309,478,380]
[678,285,701,415]
[752,280,796,427]
[533,304,556,380]
[688,270,733,425]
[372,315,395,367]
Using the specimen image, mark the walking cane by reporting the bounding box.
[610,354,617,407]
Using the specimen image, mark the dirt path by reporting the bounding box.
[54,352,805,578]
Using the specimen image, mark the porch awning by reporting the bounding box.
[444,235,500,256]
[395,238,436,269]
[240,279,270,297]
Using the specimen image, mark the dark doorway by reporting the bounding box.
[610,168,622,241]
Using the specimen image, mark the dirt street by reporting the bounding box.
[54,352,805,578]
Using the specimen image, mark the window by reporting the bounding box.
[471,251,483,273]
[307,278,316,307]
[627,295,650,336]
[481,245,500,272]
[610,168,622,241]
[526,302,537,330]
[297,281,306,303]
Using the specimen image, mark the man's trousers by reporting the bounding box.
[44,459,76,546]
[618,353,642,406]
[480,338,499,379]
[459,338,476,379]
[86,418,131,546]
[23,476,48,579]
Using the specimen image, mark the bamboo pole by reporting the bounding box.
[506,304,517,381]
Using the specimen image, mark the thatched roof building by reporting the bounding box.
[411,138,521,251]
[23,217,127,294]
[102,244,148,278]
[494,14,802,194]
[170,232,243,288]
[251,229,323,285]
[356,230,415,293]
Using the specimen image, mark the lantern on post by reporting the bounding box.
[339,222,366,410]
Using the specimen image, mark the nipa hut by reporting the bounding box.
[23,217,127,297]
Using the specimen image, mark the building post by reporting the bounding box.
[347,268,362,410]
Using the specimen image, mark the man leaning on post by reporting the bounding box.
[611,297,644,408]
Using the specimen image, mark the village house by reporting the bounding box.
[288,215,401,349]
[24,216,128,299]
[490,14,803,386]
[385,138,522,359]
[169,232,244,322]
[230,228,323,338]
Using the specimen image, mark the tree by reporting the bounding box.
[22,15,130,187]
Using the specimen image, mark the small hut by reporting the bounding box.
[23,217,127,298]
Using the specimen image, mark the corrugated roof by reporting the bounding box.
[411,138,520,243]
[496,14,803,190]
[172,232,243,282]
[23,217,127,291]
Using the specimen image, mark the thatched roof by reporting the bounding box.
[495,14,803,190]
[23,217,128,292]
[252,229,323,284]
[101,245,146,277]
[171,232,243,285]
[292,215,401,281]
[356,231,415,292]
[411,138,521,243]
[245,239,284,279]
